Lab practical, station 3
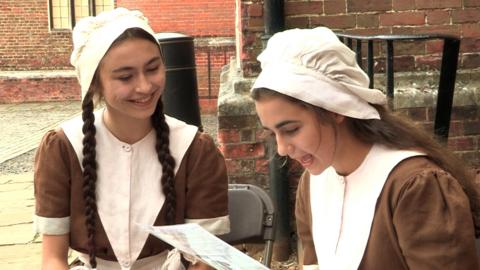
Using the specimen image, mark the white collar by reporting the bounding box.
[62,110,198,268]
[309,144,424,270]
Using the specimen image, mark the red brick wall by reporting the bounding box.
[240,0,480,76]
[0,0,72,71]
[0,75,79,103]
[195,45,236,98]
[218,114,267,185]
[399,106,480,166]
[117,0,235,37]
[0,0,236,71]
[0,0,236,109]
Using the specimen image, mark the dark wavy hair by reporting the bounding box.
[80,28,175,267]
[251,87,480,237]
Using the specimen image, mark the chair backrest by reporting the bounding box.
[335,33,460,144]
[220,184,276,267]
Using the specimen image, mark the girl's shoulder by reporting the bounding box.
[390,155,445,178]
[387,156,457,192]
[183,131,223,164]
[36,128,79,167]
[38,128,71,152]
[385,156,472,211]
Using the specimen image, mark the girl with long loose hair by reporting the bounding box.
[252,27,480,270]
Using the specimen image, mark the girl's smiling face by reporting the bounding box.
[255,95,339,175]
[98,37,165,123]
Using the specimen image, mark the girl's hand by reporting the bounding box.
[187,261,214,270]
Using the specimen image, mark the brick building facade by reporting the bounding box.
[239,0,480,76]
[2,0,479,180]
[221,0,480,177]
[0,0,236,112]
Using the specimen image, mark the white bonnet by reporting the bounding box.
[70,7,159,100]
[252,27,387,119]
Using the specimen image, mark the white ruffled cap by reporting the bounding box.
[70,7,159,100]
[252,27,387,119]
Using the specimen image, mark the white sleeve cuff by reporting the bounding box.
[185,215,230,235]
[33,215,70,235]
[303,265,320,270]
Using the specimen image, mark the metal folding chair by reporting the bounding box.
[220,184,276,267]
[476,238,480,257]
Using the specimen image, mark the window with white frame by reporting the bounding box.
[49,0,114,30]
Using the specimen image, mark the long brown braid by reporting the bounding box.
[79,28,177,267]
[80,90,98,268]
[151,100,177,225]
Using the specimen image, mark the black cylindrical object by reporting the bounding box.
[267,140,291,261]
[155,33,202,128]
[263,0,291,261]
[262,0,285,47]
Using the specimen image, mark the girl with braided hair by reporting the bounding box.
[251,27,480,269]
[33,8,229,270]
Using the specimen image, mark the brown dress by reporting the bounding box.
[296,156,479,269]
[34,128,229,262]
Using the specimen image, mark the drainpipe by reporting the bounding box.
[261,0,285,47]
[262,0,291,262]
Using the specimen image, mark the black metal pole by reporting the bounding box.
[264,0,284,38]
[367,41,374,89]
[434,37,459,143]
[386,40,394,110]
[262,0,290,262]
[267,141,291,261]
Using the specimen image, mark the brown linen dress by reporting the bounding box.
[296,156,479,269]
[34,129,229,262]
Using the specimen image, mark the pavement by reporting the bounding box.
[0,101,218,269]
[0,100,82,269]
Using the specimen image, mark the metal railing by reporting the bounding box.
[336,33,461,143]
[196,38,235,100]
[202,45,234,99]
